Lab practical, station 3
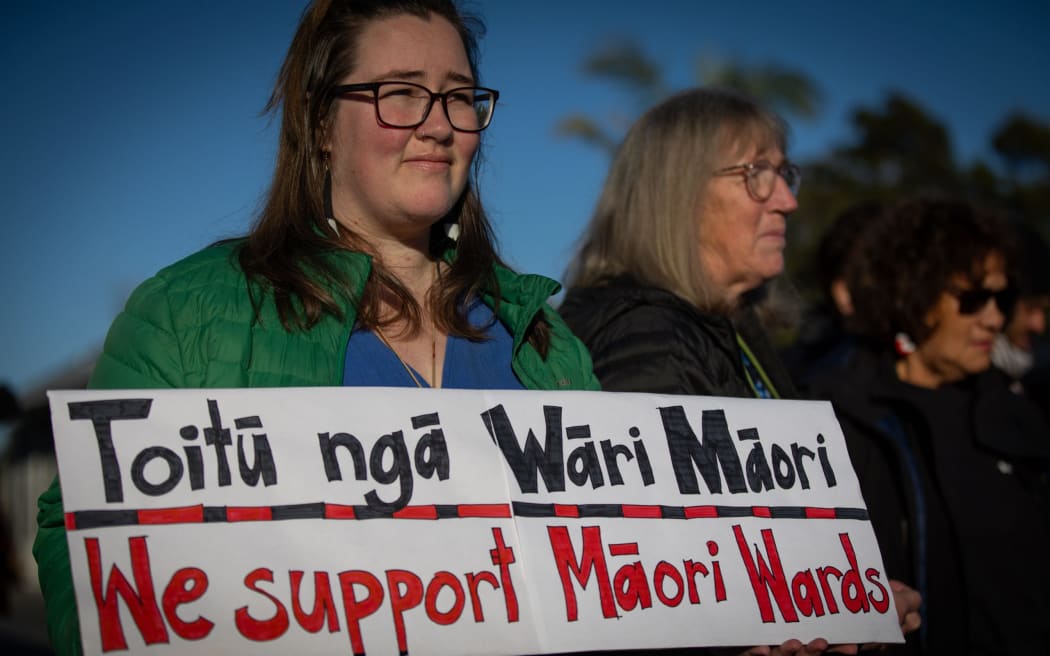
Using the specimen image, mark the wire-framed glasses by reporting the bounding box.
[333,81,499,133]
[713,160,801,201]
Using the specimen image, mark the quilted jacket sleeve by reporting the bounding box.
[582,303,743,397]
[541,305,601,391]
[35,274,183,656]
[89,273,185,389]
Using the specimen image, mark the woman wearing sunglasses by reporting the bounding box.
[34,2,598,654]
[809,198,1050,655]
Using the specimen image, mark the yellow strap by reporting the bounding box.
[735,332,781,400]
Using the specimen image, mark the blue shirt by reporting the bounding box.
[342,300,524,390]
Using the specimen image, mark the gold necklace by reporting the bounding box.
[374,327,438,388]
[372,260,442,388]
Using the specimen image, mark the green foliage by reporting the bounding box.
[993,113,1050,172]
[582,40,666,98]
[792,96,1050,306]
[837,93,956,190]
[553,114,620,153]
[554,38,822,157]
[698,57,822,119]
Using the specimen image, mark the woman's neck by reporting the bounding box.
[895,354,943,389]
[375,240,439,300]
[332,213,439,303]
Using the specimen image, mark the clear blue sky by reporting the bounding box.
[2,0,1049,397]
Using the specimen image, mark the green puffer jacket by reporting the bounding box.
[35,241,599,656]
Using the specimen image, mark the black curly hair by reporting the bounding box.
[845,197,1015,350]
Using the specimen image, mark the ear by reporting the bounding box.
[922,294,948,333]
[830,279,854,317]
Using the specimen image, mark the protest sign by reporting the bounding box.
[49,387,902,655]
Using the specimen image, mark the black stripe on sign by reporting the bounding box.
[271,503,326,520]
[577,504,623,518]
[73,509,139,529]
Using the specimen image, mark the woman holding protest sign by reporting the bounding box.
[808,198,1050,654]
[559,87,922,654]
[34,1,597,653]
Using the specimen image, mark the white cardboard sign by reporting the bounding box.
[48,387,902,655]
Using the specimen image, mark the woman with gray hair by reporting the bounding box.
[560,87,921,654]
[561,87,800,400]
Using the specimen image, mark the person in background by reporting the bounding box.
[34,2,598,654]
[809,198,1050,654]
[781,201,883,389]
[0,387,19,616]
[560,87,920,655]
[991,221,1050,417]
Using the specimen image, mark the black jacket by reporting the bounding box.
[560,277,797,399]
[558,278,801,655]
[810,348,1050,655]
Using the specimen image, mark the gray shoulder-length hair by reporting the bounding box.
[565,87,787,312]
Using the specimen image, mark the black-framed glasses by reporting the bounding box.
[951,285,1016,315]
[713,160,801,201]
[333,81,499,132]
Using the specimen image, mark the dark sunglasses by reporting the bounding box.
[952,286,1016,315]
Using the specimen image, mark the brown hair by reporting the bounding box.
[238,0,510,343]
[565,87,787,312]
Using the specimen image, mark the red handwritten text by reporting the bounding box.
[547,525,726,621]
[733,524,890,623]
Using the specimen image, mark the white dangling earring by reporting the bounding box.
[894,332,917,356]
[443,222,460,241]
